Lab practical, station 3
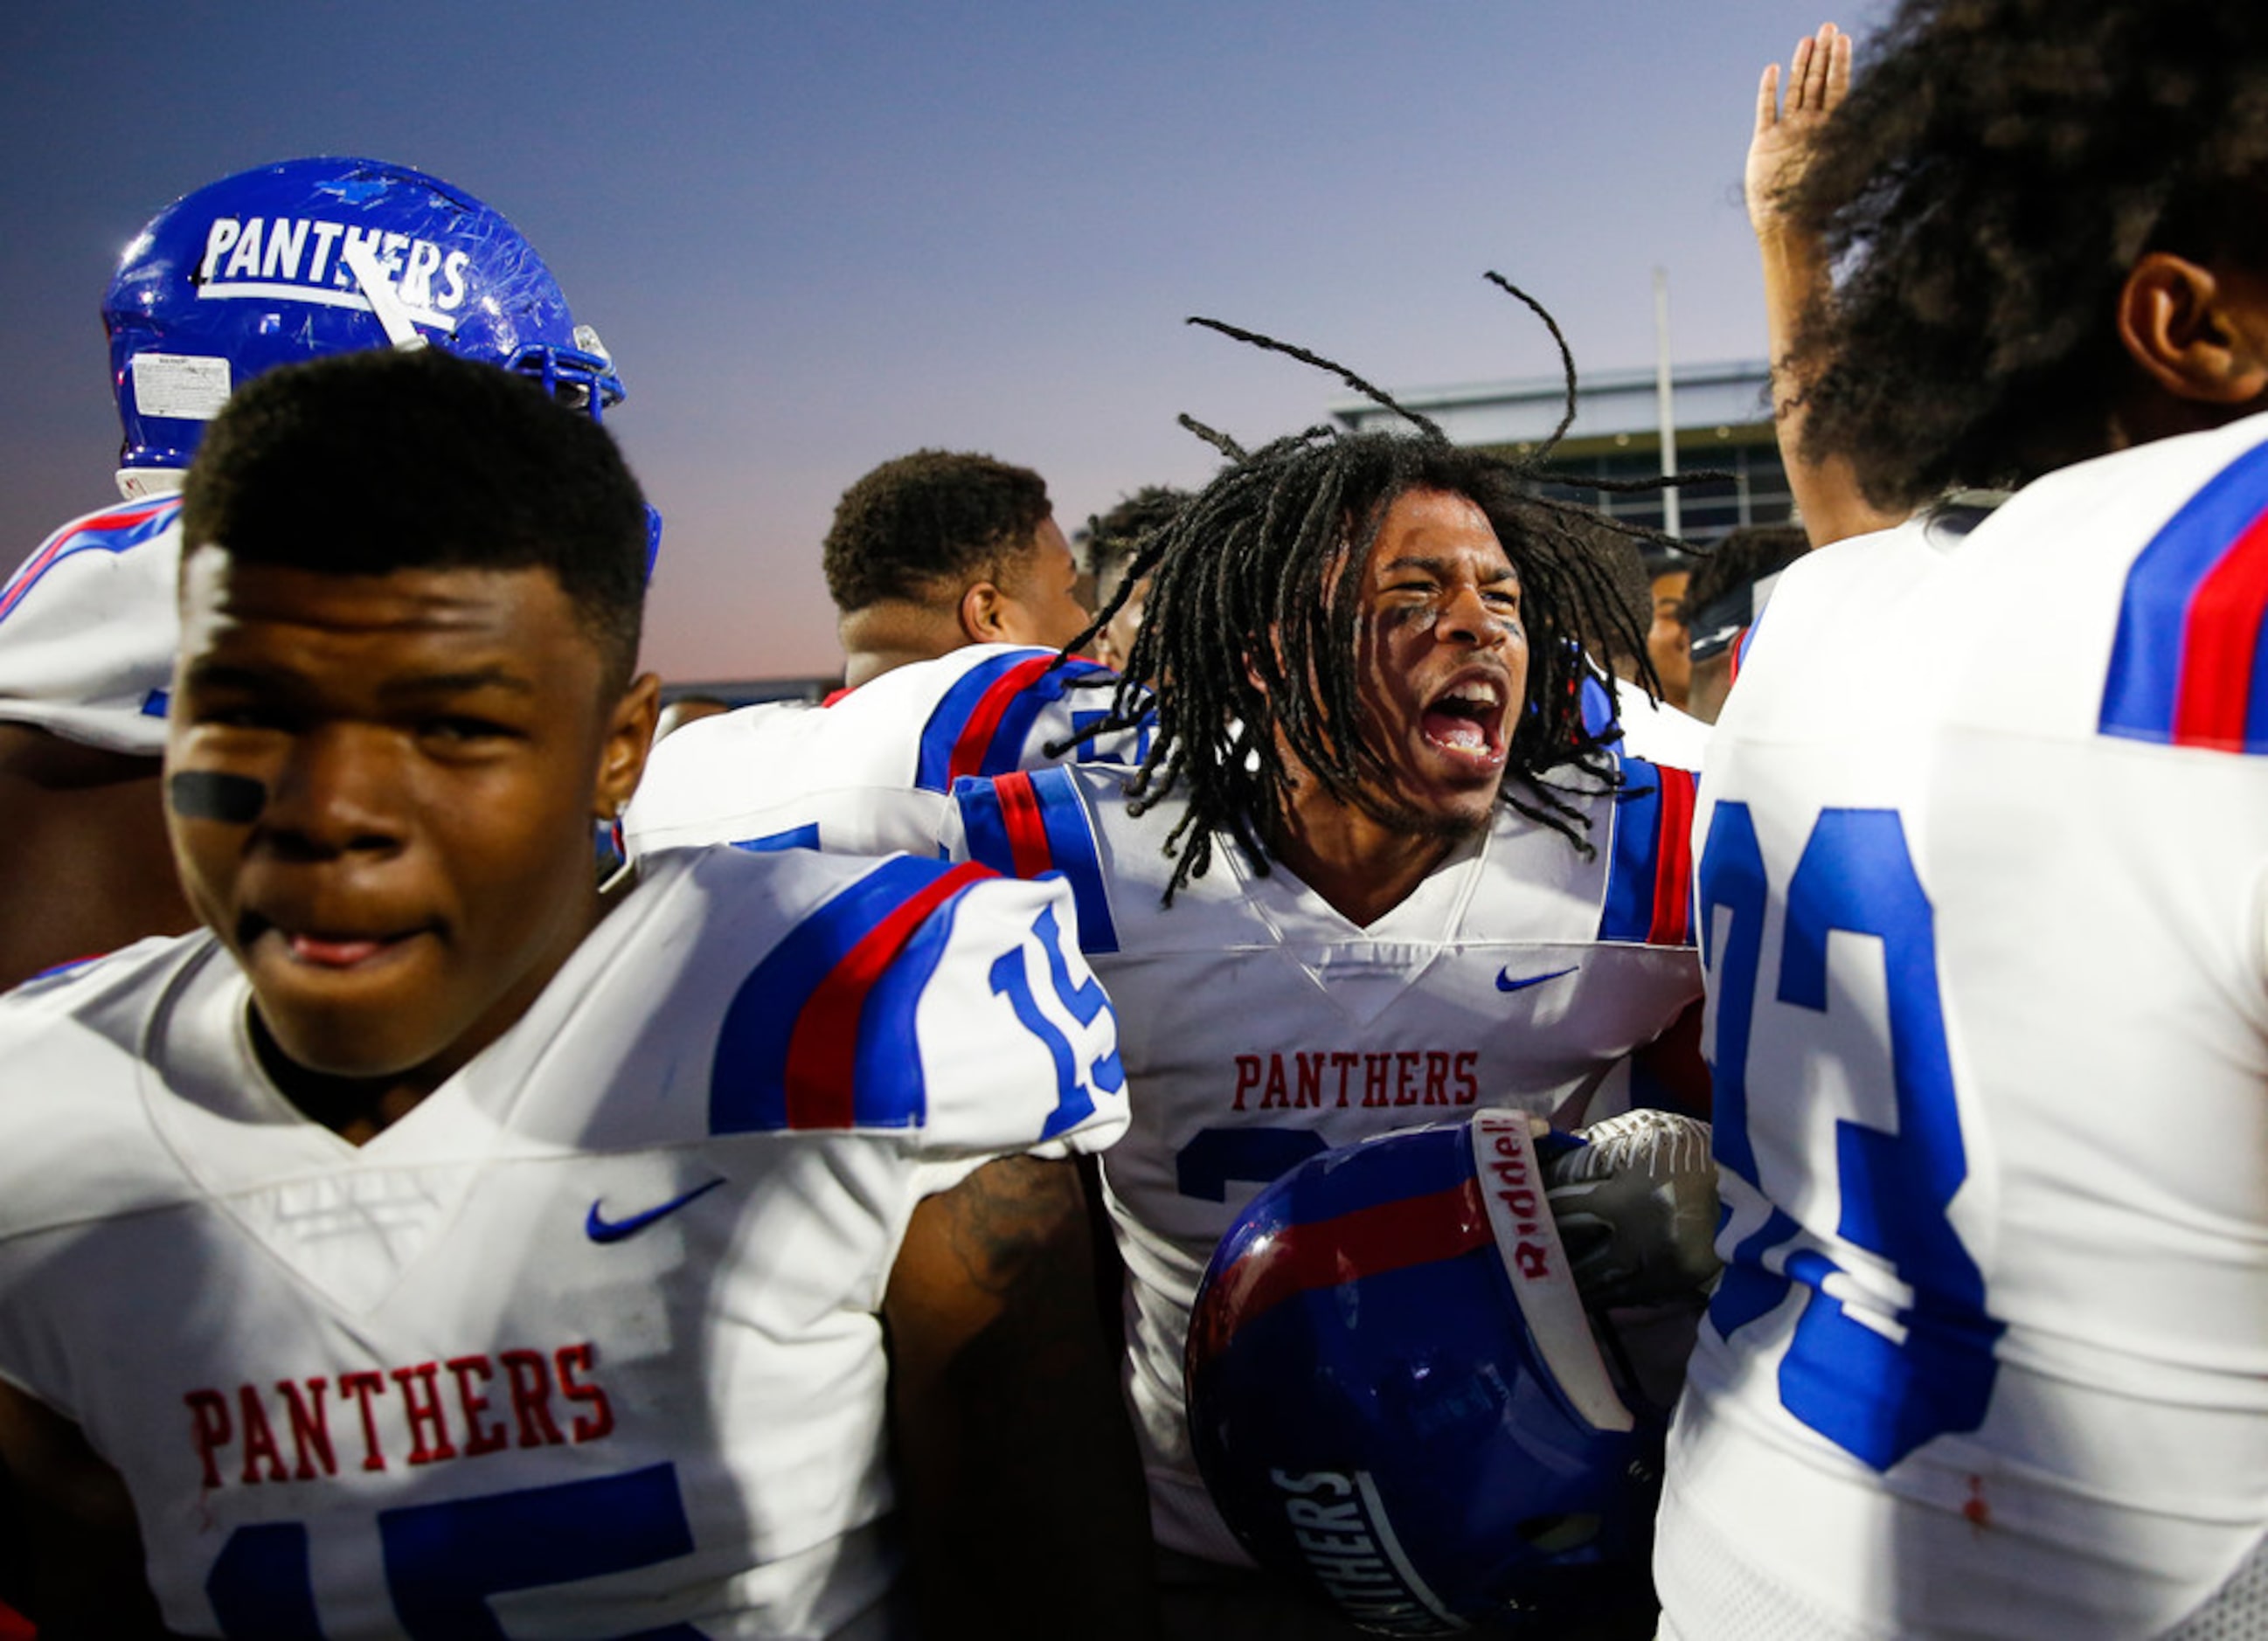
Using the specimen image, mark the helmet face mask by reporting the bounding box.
[1185,1111,1679,1637]
[102,156,626,486]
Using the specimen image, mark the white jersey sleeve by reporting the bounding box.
[944,760,1704,1562]
[0,845,1125,1639]
[1580,668,1714,770]
[1656,415,2268,1640]
[1611,684,1714,769]
[0,494,184,755]
[625,643,1152,861]
[683,843,1129,1177]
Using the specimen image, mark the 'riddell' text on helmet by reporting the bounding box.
[102,157,625,490]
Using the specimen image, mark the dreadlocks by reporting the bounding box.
[1785,0,2268,512]
[1063,276,1699,902]
[1074,439,1658,902]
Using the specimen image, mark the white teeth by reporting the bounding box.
[1445,681,1502,707]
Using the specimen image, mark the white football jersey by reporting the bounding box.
[942,761,1705,1562]
[625,645,1151,862]
[1656,414,2268,1639]
[1583,668,1715,771]
[0,491,184,754]
[0,846,1128,1639]
[1612,685,1713,770]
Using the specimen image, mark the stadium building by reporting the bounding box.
[1331,359,1792,543]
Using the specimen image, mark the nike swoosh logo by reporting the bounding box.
[586,1178,727,1244]
[1495,966,1577,994]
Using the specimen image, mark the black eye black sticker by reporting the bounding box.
[168,771,267,824]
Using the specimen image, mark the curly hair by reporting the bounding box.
[821,449,1051,613]
[1785,0,2268,511]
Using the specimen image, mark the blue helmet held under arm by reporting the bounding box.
[1184,1110,1675,1637]
[101,156,627,490]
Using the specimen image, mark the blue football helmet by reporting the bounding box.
[102,156,626,489]
[1185,1111,1676,1637]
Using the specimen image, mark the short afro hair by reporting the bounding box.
[182,347,649,689]
[1786,0,2268,510]
[822,449,1052,613]
[1081,485,1189,607]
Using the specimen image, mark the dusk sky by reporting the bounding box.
[5,1,1861,682]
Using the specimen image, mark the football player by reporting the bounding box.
[1645,550,1695,711]
[1675,523,1808,725]
[939,359,1711,1636]
[0,156,642,991]
[1655,9,2268,1637]
[827,449,1089,689]
[0,349,1154,1638]
[626,450,1151,862]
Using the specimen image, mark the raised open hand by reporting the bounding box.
[1748,22,1851,241]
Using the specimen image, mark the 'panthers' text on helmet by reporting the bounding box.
[102,156,625,491]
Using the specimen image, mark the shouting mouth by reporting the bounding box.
[1419,675,1509,769]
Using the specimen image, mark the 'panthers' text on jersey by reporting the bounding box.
[1655,412,2268,1639]
[0,492,184,754]
[0,846,1127,1639]
[943,760,1703,1562]
[624,645,1151,862]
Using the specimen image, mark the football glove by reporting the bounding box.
[1540,1108,1721,1308]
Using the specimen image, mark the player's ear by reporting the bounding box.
[959,578,1010,644]
[2117,252,2268,406]
[1241,614,1289,700]
[593,671,662,821]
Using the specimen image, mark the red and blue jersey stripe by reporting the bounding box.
[953,767,1119,954]
[912,651,1118,792]
[2100,438,2268,754]
[1598,756,1696,946]
[709,856,995,1133]
[0,496,180,626]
